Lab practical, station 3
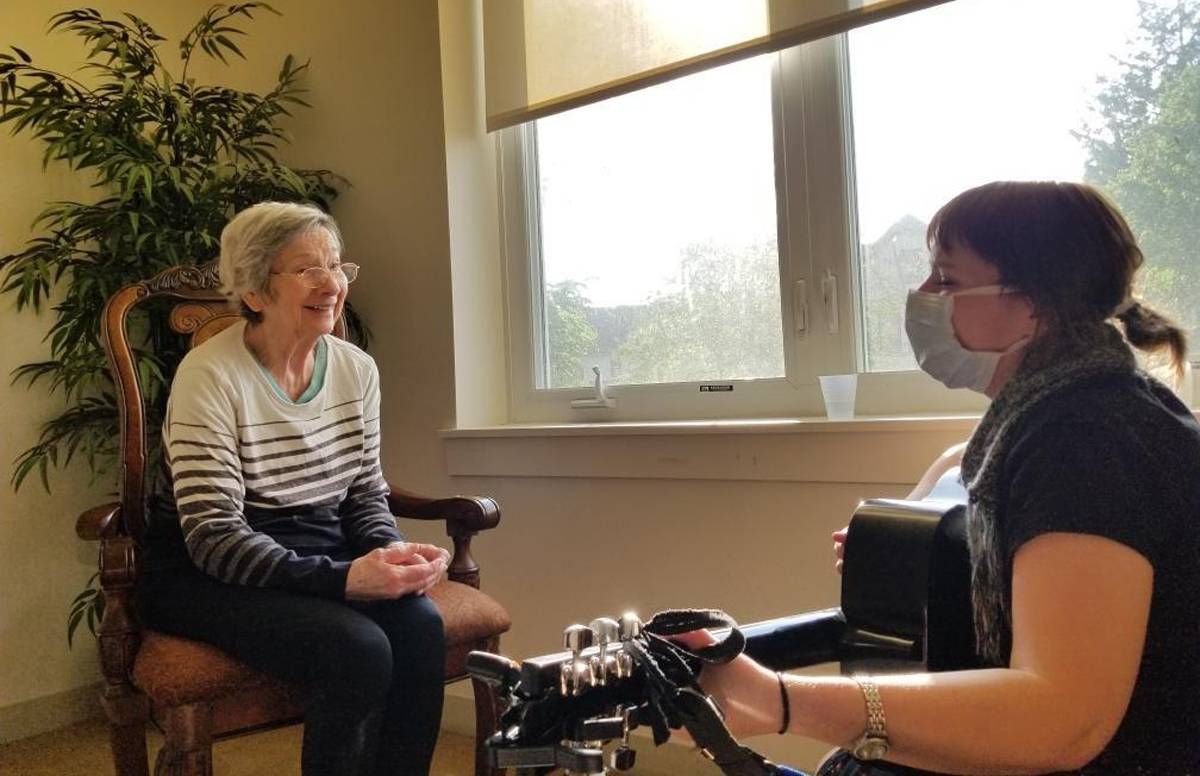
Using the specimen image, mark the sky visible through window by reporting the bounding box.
[850,0,1142,245]
[536,55,776,309]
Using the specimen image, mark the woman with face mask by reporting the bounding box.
[679,181,1200,775]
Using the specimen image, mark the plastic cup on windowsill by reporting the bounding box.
[819,374,858,420]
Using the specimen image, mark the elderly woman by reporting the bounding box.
[139,202,450,776]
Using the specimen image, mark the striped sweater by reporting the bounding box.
[147,320,403,599]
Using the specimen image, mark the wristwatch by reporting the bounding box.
[851,675,889,760]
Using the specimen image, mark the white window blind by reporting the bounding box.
[482,0,955,130]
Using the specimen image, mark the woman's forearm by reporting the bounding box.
[786,668,1103,774]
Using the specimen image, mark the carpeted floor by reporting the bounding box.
[0,717,476,776]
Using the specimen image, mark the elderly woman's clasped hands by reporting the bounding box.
[346,542,451,600]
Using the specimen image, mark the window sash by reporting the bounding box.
[498,35,989,422]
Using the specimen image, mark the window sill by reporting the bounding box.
[443,413,979,437]
[442,414,979,484]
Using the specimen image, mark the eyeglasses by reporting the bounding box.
[270,263,360,288]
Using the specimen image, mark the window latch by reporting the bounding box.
[822,270,839,334]
[571,365,617,409]
[792,280,808,333]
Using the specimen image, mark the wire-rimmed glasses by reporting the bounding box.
[270,263,360,288]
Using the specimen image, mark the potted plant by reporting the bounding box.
[0,3,354,642]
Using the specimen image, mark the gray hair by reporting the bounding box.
[218,202,344,323]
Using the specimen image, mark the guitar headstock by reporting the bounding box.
[469,611,655,774]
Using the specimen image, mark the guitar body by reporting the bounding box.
[505,476,979,695]
[745,471,980,674]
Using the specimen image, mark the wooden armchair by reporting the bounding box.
[77,261,511,776]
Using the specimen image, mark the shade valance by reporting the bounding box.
[483,0,955,131]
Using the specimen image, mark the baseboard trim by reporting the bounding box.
[0,682,105,745]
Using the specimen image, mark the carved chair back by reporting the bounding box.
[103,260,345,545]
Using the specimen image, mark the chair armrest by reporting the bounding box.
[75,503,143,685]
[77,502,123,541]
[386,488,500,533]
[386,487,501,590]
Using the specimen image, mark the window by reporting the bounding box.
[534,56,783,390]
[500,0,1199,422]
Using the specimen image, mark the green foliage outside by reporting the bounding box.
[0,3,345,492]
[545,241,784,388]
[545,280,599,388]
[613,241,783,385]
[0,4,345,644]
[1078,0,1200,336]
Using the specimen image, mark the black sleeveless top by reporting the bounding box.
[997,373,1200,774]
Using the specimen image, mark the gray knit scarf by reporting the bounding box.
[959,322,1137,664]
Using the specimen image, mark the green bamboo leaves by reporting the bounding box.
[0,4,343,497]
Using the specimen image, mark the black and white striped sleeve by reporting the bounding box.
[338,359,405,552]
[166,364,351,598]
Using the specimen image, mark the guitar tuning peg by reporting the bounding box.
[618,611,642,641]
[590,617,619,645]
[589,617,619,685]
[564,623,594,654]
[561,624,595,696]
[615,612,642,679]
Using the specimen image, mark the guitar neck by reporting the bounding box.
[514,608,848,697]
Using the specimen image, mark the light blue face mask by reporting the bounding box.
[905,285,1030,393]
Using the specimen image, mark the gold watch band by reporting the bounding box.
[851,674,889,760]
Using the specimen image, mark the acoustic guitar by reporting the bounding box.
[469,471,980,773]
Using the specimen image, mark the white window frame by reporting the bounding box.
[498,33,987,423]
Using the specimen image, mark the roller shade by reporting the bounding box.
[483,0,955,131]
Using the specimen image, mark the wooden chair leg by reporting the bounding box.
[111,721,151,776]
[472,669,506,776]
[155,702,214,776]
[101,684,151,776]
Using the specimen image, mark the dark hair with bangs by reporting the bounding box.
[927,181,1187,377]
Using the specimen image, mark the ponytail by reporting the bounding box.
[1116,301,1189,382]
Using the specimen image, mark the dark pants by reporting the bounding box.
[139,567,445,776]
